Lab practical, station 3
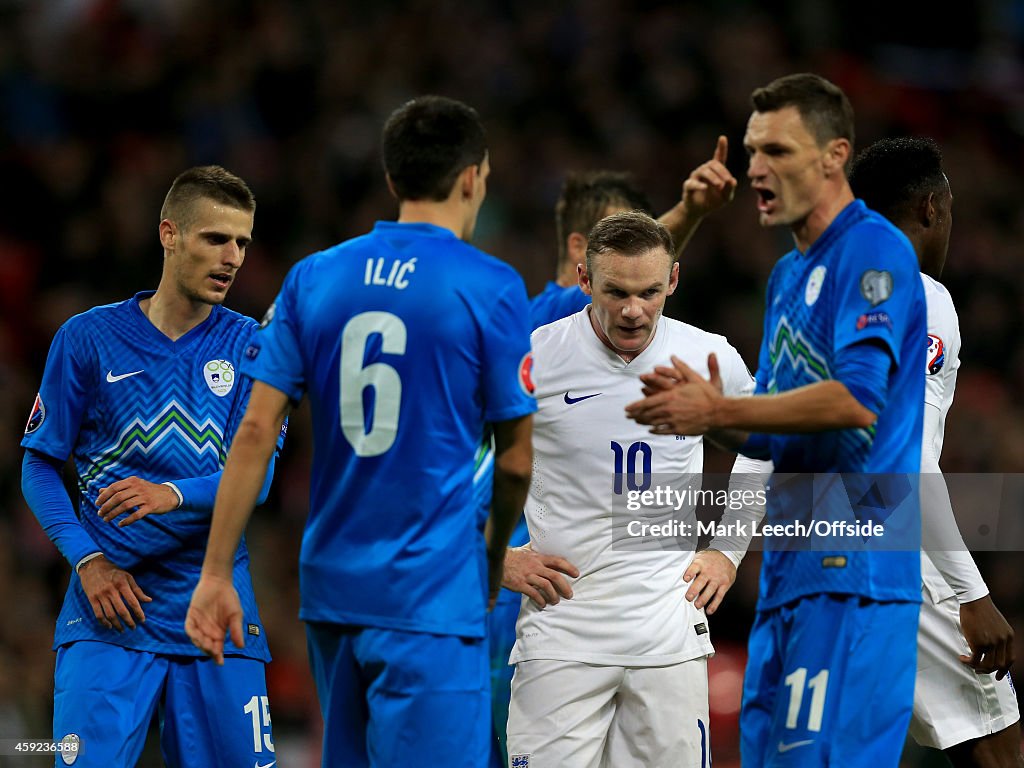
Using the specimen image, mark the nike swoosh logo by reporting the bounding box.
[777,739,814,753]
[254,761,276,768]
[107,370,144,383]
[563,392,602,405]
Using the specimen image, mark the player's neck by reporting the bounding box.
[396,200,468,241]
[791,186,855,254]
[140,289,214,342]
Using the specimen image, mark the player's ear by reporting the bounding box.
[578,262,593,296]
[158,219,176,252]
[823,138,850,178]
[919,191,937,228]
[458,164,478,201]
[666,260,680,296]
[384,174,399,201]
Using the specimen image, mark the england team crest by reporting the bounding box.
[203,359,235,397]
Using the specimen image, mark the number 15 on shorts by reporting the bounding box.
[243,695,275,755]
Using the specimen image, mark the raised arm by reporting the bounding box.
[185,381,290,664]
[657,135,737,256]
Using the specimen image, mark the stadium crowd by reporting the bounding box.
[1,1,1022,765]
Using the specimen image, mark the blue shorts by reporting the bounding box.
[741,594,918,768]
[53,641,273,768]
[306,623,489,768]
[488,593,521,768]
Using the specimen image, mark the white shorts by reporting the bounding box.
[910,588,1020,750]
[506,657,710,768]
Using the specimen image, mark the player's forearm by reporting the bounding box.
[170,452,275,514]
[919,406,987,601]
[714,380,876,434]
[201,420,280,576]
[21,449,102,568]
[711,455,771,566]
[920,468,988,602]
[488,416,533,554]
[657,201,704,256]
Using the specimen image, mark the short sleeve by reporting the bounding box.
[719,343,757,399]
[241,266,307,403]
[480,277,538,423]
[832,226,920,369]
[20,323,93,461]
[923,285,961,409]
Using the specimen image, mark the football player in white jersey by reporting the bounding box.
[505,210,769,768]
[850,137,1021,768]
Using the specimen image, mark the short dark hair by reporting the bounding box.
[849,137,945,224]
[751,73,855,152]
[160,166,255,231]
[585,210,674,276]
[381,95,487,202]
[555,171,652,266]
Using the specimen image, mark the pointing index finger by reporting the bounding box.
[714,134,728,164]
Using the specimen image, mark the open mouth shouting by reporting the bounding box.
[755,187,776,213]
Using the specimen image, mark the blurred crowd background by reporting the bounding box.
[1,1,1022,765]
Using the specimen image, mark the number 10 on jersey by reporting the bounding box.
[611,440,652,494]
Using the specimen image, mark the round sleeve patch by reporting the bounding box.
[519,352,535,396]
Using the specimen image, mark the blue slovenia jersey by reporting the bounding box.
[21,293,271,659]
[482,278,590,611]
[244,221,536,638]
[753,201,926,609]
[479,281,589,542]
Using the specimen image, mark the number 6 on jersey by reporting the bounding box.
[340,311,407,457]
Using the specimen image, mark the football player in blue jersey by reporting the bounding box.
[21,166,283,768]
[627,73,927,766]
[186,96,537,768]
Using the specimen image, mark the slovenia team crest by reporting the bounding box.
[805,265,827,306]
[204,359,235,397]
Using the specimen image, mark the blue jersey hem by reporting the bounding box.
[298,609,485,639]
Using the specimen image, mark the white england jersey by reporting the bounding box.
[922,275,960,460]
[510,308,760,666]
[919,274,986,603]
